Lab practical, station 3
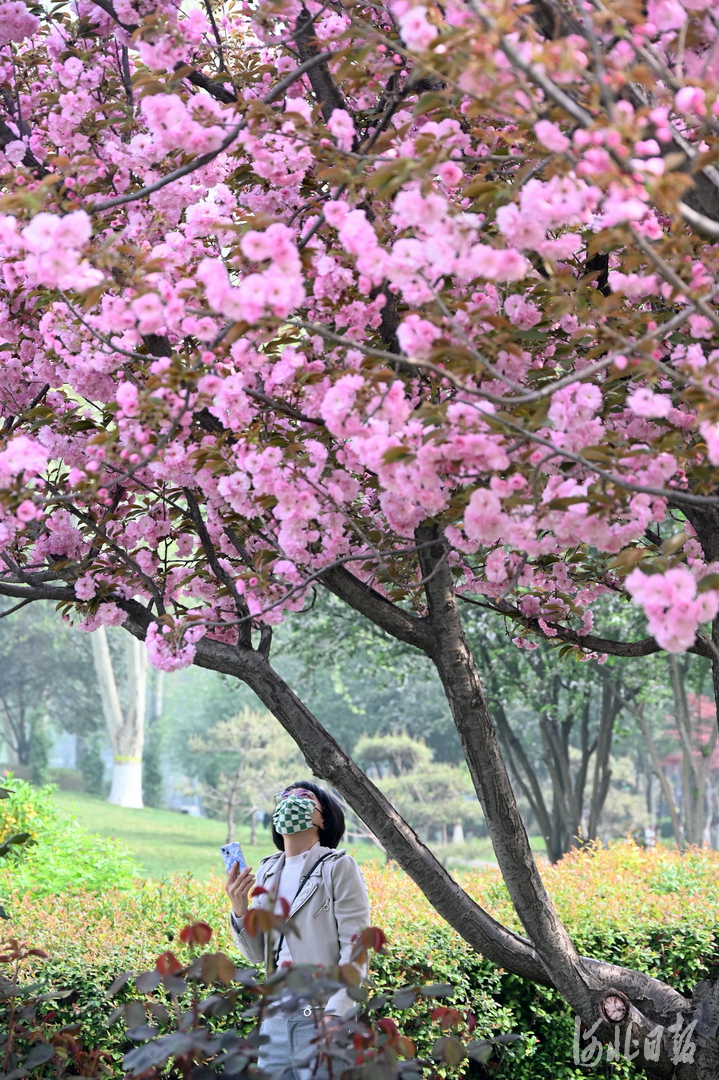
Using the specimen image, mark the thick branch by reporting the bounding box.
[0,582,76,602]
[294,8,350,124]
[414,525,595,1014]
[320,564,433,652]
[485,599,714,661]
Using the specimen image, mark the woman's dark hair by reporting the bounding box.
[271,780,345,851]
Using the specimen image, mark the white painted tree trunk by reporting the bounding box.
[91,628,147,808]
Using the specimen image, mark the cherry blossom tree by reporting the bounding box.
[2,0,719,1072]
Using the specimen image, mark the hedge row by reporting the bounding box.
[3,844,719,1078]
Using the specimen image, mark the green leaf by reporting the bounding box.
[420,983,454,998]
[697,573,719,593]
[432,1036,466,1066]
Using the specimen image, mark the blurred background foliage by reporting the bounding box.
[2,593,717,871]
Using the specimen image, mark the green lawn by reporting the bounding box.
[50,791,385,879]
[51,791,549,880]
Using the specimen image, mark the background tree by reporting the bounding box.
[142,669,165,808]
[354,733,484,845]
[189,707,302,842]
[91,627,148,808]
[0,604,101,784]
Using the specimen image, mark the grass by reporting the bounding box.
[50,790,385,879]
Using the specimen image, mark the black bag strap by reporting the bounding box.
[271,851,334,970]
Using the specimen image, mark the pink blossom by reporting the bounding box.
[74,574,97,600]
[116,382,139,417]
[338,209,378,256]
[15,499,39,522]
[0,434,49,479]
[675,87,706,116]
[533,120,570,153]
[327,109,355,152]
[21,210,103,291]
[626,566,719,653]
[4,140,27,163]
[647,0,686,29]
[504,295,541,329]
[396,5,438,51]
[320,374,366,436]
[464,488,507,545]
[627,388,672,418]
[78,604,127,632]
[688,314,713,339]
[700,420,719,464]
[468,245,529,281]
[397,314,441,357]
[495,203,545,250]
[323,200,350,227]
[146,620,205,672]
[0,1,40,45]
[437,161,463,187]
[608,271,659,299]
[131,293,165,334]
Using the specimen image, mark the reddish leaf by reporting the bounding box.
[467,1011,477,1034]
[200,952,236,986]
[433,1036,466,1066]
[179,921,212,947]
[27,948,50,958]
[360,927,387,953]
[339,963,361,986]
[251,885,268,897]
[378,1018,399,1038]
[397,1036,416,1058]
[244,908,276,937]
[432,1006,462,1030]
[155,951,183,976]
[277,897,290,917]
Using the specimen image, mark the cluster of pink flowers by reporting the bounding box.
[0,1,39,46]
[0,0,718,670]
[0,210,103,291]
[145,621,207,671]
[626,567,719,653]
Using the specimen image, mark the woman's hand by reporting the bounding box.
[225,862,256,918]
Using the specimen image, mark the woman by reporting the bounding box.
[225,780,370,1080]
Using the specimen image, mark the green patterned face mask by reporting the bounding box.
[273,794,315,835]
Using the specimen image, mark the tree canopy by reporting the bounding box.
[3,0,719,1073]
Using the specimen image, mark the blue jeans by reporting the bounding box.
[257,1010,322,1080]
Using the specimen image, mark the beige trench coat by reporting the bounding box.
[230,845,370,1016]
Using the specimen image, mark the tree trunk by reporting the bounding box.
[615,689,685,851]
[587,680,617,843]
[91,628,147,808]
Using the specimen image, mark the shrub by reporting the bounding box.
[78,737,108,798]
[0,776,139,896]
[49,768,85,793]
[2,843,719,1078]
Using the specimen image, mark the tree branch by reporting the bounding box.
[320,564,434,652]
[183,487,252,646]
[294,7,351,125]
[89,51,338,213]
[484,598,715,661]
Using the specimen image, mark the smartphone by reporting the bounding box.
[220,841,246,873]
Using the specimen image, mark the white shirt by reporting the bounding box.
[273,844,318,968]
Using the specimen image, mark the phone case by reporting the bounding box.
[220,841,246,872]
